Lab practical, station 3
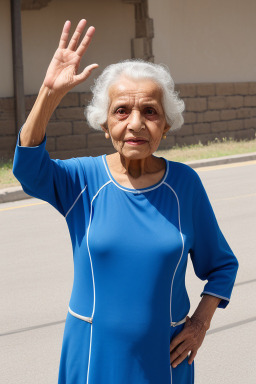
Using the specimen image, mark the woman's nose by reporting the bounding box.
[127,111,145,131]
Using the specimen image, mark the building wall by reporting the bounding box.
[1,0,256,159]
[164,82,256,149]
[1,82,256,159]
[0,0,134,97]
[0,0,135,158]
[0,0,13,97]
[148,0,256,83]
[21,0,135,95]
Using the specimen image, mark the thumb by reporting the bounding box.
[74,63,99,85]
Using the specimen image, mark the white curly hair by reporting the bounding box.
[85,59,185,131]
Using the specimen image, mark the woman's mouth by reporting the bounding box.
[125,138,148,146]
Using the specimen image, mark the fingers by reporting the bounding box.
[76,26,96,57]
[68,19,87,51]
[58,20,71,49]
[188,350,197,365]
[170,317,192,352]
[170,330,186,352]
[170,315,204,368]
[171,348,191,368]
[170,341,197,368]
[58,19,95,56]
[170,339,191,363]
[171,349,197,369]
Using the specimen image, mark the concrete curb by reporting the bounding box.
[0,186,31,204]
[185,151,256,169]
[1,152,256,204]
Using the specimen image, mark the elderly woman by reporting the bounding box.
[13,20,238,384]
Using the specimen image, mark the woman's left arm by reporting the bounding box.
[169,168,238,368]
[170,294,221,368]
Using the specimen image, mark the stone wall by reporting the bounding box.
[160,82,256,149]
[1,81,256,160]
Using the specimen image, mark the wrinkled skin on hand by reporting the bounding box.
[19,19,98,148]
[170,316,207,368]
[43,19,98,96]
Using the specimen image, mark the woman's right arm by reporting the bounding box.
[20,19,98,147]
[20,84,62,147]
[13,19,98,215]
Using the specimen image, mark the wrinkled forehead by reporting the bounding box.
[108,76,163,105]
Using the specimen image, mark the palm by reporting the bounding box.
[43,20,98,94]
[44,49,80,90]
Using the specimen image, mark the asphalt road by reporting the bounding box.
[1,161,256,384]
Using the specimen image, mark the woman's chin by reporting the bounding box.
[113,142,155,160]
[119,148,153,160]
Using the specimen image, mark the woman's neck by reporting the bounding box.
[109,152,164,179]
[120,156,147,179]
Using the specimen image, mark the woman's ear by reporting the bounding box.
[101,124,110,139]
[100,124,108,133]
[163,123,171,134]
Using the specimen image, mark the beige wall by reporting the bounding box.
[148,0,256,83]
[3,0,256,96]
[0,0,13,97]
[21,0,134,94]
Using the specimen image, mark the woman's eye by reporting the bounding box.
[145,108,156,115]
[116,108,127,115]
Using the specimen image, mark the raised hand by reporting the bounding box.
[20,19,98,147]
[43,19,98,96]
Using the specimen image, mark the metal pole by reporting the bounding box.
[10,0,25,134]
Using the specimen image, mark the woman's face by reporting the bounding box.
[102,77,170,160]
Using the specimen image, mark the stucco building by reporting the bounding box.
[1,0,256,159]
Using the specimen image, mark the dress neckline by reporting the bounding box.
[102,154,169,193]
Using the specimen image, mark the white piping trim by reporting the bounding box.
[65,185,87,218]
[169,316,187,383]
[102,155,169,193]
[86,180,112,384]
[202,291,230,302]
[87,180,112,318]
[68,307,92,323]
[163,182,185,325]
[170,316,186,327]
[87,324,93,384]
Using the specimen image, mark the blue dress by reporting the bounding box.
[13,133,238,384]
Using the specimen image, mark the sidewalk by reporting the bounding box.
[1,152,256,204]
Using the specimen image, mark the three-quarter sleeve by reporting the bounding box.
[190,174,239,308]
[13,130,85,217]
